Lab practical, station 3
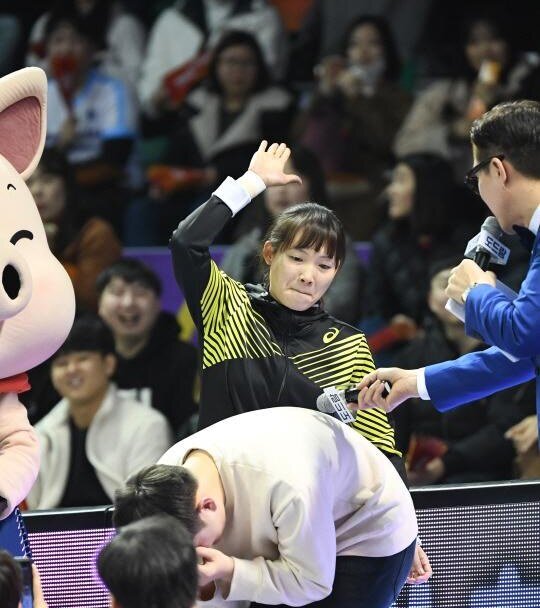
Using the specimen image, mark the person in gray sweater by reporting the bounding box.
[113,407,417,608]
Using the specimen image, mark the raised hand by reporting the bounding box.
[248,141,302,188]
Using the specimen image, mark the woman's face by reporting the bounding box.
[263,237,338,311]
[264,160,312,217]
[387,163,415,219]
[465,21,508,72]
[28,166,67,223]
[347,23,384,67]
[216,44,258,98]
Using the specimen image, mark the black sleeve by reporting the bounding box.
[169,195,234,331]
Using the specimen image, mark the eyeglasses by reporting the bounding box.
[464,154,505,195]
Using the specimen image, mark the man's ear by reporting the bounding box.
[111,595,122,608]
[262,241,274,266]
[104,353,117,377]
[493,156,509,185]
[197,497,217,513]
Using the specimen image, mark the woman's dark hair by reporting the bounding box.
[395,153,455,236]
[206,30,270,94]
[341,15,401,82]
[44,3,106,49]
[113,464,202,536]
[457,12,516,82]
[33,148,82,254]
[53,314,115,359]
[98,515,197,608]
[0,551,22,608]
[263,202,346,275]
[289,145,328,204]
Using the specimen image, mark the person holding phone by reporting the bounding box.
[0,551,48,608]
[394,13,540,182]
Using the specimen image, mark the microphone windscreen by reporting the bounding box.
[481,216,503,238]
[316,392,334,413]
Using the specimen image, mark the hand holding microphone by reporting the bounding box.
[317,369,417,416]
[446,216,505,304]
[316,384,391,418]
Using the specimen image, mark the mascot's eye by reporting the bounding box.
[7,184,16,191]
[10,230,34,245]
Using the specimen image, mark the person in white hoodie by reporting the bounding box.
[27,315,172,510]
[113,407,417,608]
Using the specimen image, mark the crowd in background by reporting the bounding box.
[2,0,540,512]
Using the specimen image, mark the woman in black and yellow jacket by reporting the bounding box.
[171,140,404,460]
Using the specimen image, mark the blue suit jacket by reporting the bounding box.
[425,231,540,439]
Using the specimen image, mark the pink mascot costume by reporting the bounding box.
[0,67,75,519]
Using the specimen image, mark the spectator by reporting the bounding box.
[138,0,287,117]
[501,382,539,479]
[288,0,433,84]
[97,258,199,436]
[144,30,294,244]
[43,7,138,232]
[0,552,48,608]
[362,154,471,354]
[98,515,197,608]
[393,266,526,485]
[28,148,121,312]
[221,145,365,323]
[27,315,172,509]
[293,15,411,240]
[296,15,410,178]
[26,0,146,88]
[394,13,540,178]
[113,408,418,608]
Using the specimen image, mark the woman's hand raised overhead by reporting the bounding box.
[248,141,302,188]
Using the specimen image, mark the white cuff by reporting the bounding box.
[212,176,250,217]
[237,170,266,200]
[416,368,431,400]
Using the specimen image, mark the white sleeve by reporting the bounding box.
[219,486,335,606]
[416,368,431,400]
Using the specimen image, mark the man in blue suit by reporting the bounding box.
[357,100,540,453]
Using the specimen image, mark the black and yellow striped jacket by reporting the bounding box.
[171,195,402,463]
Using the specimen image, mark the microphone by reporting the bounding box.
[464,216,510,270]
[316,383,391,415]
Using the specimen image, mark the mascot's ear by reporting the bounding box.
[0,67,47,181]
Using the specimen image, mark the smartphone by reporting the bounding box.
[14,557,34,608]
